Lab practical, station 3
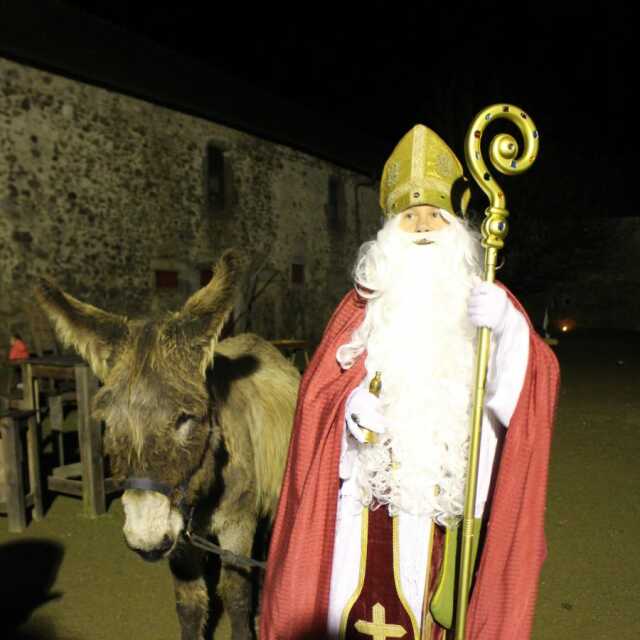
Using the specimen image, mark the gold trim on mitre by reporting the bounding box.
[380,124,471,218]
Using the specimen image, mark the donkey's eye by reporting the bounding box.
[176,413,196,428]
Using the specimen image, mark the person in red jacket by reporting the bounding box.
[8,333,29,361]
[260,125,559,640]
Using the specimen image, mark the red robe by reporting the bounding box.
[260,288,560,639]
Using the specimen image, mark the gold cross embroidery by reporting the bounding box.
[355,603,407,639]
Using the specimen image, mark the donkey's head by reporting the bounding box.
[37,251,243,560]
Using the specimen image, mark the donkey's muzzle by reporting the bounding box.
[128,535,174,562]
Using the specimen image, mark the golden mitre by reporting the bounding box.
[380,124,471,217]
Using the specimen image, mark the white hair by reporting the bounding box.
[337,210,482,369]
[337,210,484,520]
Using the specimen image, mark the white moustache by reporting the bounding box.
[406,232,435,245]
[401,225,459,247]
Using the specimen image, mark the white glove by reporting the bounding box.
[468,281,510,335]
[345,385,390,444]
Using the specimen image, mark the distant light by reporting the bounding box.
[557,318,576,334]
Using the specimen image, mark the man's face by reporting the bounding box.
[397,205,449,239]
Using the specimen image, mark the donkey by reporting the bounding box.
[36,251,300,640]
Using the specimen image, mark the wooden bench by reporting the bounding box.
[47,390,79,468]
[0,409,43,532]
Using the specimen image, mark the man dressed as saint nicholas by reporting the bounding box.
[260,125,559,640]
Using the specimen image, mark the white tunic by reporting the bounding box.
[327,303,530,634]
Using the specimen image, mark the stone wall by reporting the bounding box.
[3,55,638,359]
[0,57,380,357]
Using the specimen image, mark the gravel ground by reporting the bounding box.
[532,330,640,638]
[1,329,639,639]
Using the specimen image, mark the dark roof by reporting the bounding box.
[0,0,388,176]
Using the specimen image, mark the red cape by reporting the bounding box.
[260,289,560,639]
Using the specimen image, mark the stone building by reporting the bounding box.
[0,54,381,355]
[2,0,639,355]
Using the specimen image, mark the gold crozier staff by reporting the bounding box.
[454,104,540,639]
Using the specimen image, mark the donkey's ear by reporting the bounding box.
[180,250,244,372]
[181,249,244,339]
[36,280,128,381]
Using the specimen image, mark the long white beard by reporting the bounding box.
[337,213,482,521]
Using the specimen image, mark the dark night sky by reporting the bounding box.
[4,0,636,215]
[58,2,629,137]
[57,0,634,214]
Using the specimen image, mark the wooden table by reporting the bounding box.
[19,356,119,517]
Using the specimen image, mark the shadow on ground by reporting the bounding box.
[0,539,64,639]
